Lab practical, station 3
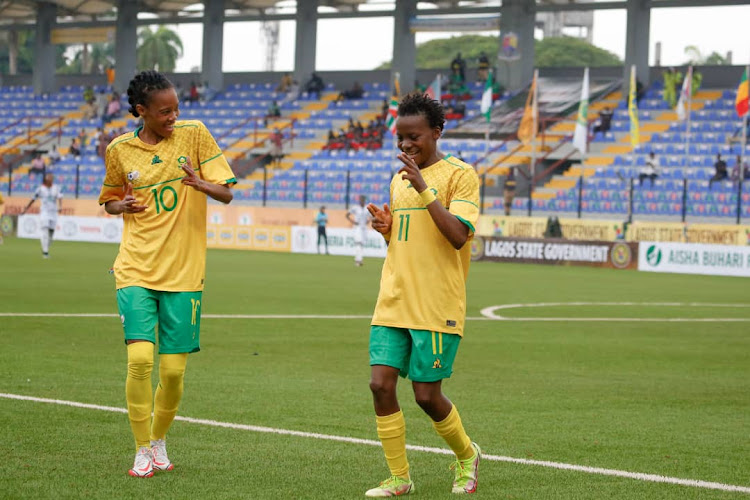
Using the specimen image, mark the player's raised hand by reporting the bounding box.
[367,202,392,234]
[397,152,427,193]
[181,156,206,192]
[121,182,148,214]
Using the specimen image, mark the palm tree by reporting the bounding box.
[684,45,730,66]
[137,26,183,72]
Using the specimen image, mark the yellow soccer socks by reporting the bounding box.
[151,353,188,441]
[432,405,474,461]
[376,410,410,479]
[126,342,154,449]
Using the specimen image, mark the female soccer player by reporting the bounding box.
[98,70,236,478]
[365,92,481,496]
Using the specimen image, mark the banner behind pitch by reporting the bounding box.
[471,236,638,270]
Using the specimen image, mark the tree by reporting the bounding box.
[377,34,620,70]
[534,36,621,67]
[0,30,68,75]
[58,42,114,75]
[136,26,183,72]
[684,45,730,66]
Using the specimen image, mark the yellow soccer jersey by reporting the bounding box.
[371,154,480,336]
[98,120,236,292]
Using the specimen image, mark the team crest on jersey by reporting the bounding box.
[433,359,442,369]
[151,155,163,165]
[126,171,140,181]
[177,156,188,168]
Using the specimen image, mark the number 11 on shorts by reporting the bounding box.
[190,298,201,326]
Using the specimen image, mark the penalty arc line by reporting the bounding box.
[0,392,748,495]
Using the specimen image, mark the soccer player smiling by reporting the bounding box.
[365,93,482,496]
[98,70,236,478]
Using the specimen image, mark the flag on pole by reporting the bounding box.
[385,97,399,134]
[736,68,749,118]
[676,66,693,121]
[480,71,493,123]
[628,65,640,148]
[425,74,441,101]
[572,67,589,154]
[517,72,537,144]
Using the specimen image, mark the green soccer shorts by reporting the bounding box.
[116,286,202,354]
[369,325,461,382]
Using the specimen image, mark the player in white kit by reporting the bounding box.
[22,173,63,258]
[346,195,372,267]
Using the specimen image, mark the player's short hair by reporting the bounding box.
[127,70,174,118]
[398,92,445,132]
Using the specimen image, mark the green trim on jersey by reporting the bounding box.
[455,215,476,233]
[108,133,137,151]
[392,207,428,213]
[133,176,184,190]
[224,177,237,185]
[443,154,466,170]
[174,124,199,129]
[103,182,124,188]
[200,153,223,165]
[452,199,479,209]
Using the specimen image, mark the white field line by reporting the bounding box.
[1,392,748,495]
[479,302,750,322]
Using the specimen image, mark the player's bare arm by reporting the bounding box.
[180,156,233,204]
[396,152,470,250]
[105,182,148,215]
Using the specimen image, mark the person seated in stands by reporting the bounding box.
[503,168,517,216]
[638,152,659,186]
[97,128,109,159]
[337,81,364,101]
[83,85,94,104]
[47,145,60,164]
[187,82,199,103]
[324,131,346,150]
[276,73,293,93]
[709,153,728,188]
[30,153,45,175]
[78,128,88,148]
[82,98,97,120]
[69,138,81,157]
[593,107,613,135]
[102,93,121,124]
[304,73,325,100]
[264,100,281,126]
[349,129,367,150]
[447,72,471,100]
[366,135,382,150]
[443,100,464,120]
[731,155,750,183]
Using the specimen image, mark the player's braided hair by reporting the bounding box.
[397,91,445,132]
[126,70,174,118]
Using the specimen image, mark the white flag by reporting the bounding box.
[572,67,589,154]
[676,66,692,121]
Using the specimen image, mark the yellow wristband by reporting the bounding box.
[419,187,437,206]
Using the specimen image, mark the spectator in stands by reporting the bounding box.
[78,128,88,148]
[103,93,122,124]
[265,100,281,126]
[709,153,729,188]
[337,81,364,101]
[276,73,293,93]
[638,152,659,186]
[731,155,750,183]
[97,128,109,159]
[69,138,81,157]
[477,51,490,82]
[83,85,95,103]
[96,89,108,117]
[30,153,45,175]
[268,130,283,167]
[450,52,466,83]
[323,131,346,150]
[82,99,97,120]
[196,81,206,101]
[47,145,60,164]
[593,107,613,135]
[202,81,217,102]
[503,168,516,216]
[662,68,682,109]
[187,82,199,103]
[304,72,324,100]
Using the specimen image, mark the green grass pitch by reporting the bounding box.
[0,237,748,499]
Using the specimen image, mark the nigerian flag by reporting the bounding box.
[572,67,589,154]
[386,97,399,134]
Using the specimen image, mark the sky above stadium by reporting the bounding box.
[171,5,750,73]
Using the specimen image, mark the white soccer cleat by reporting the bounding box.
[151,439,174,471]
[128,446,154,478]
